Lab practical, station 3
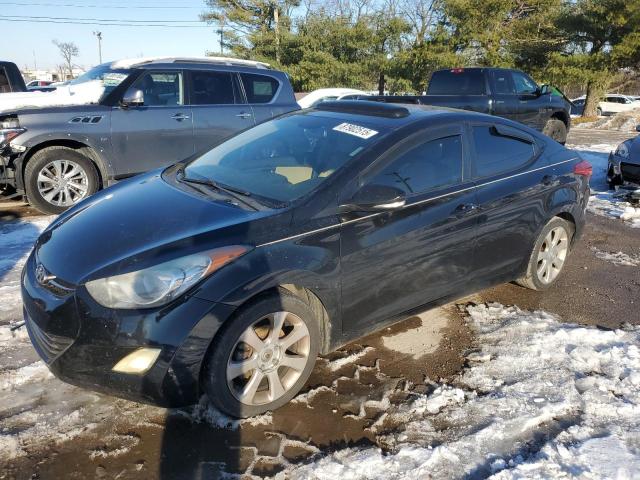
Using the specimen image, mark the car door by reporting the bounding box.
[187,70,256,154]
[511,71,545,129]
[469,121,549,285]
[239,72,289,124]
[340,125,479,335]
[110,70,194,176]
[489,70,519,122]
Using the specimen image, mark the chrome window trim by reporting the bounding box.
[257,158,578,248]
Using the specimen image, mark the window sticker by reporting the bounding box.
[333,122,378,139]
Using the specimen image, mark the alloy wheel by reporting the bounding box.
[226,311,311,406]
[37,159,90,207]
[536,226,568,284]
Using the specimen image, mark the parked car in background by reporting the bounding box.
[0,61,27,93]
[608,125,640,187]
[366,68,572,144]
[0,56,299,214]
[571,94,640,117]
[26,80,57,92]
[297,88,368,108]
[22,101,591,417]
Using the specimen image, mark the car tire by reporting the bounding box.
[596,107,603,117]
[542,118,567,144]
[517,217,574,291]
[25,146,99,215]
[203,290,320,418]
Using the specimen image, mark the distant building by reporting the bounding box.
[22,66,87,83]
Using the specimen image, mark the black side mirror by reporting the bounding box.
[636,124,640,133]
[340,184,406,213]
[121,87,144,107]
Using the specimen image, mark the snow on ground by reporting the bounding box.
[567,142,640,228]
[591,247,640,267]
[289,304,640,480]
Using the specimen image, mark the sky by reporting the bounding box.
[0,0,223,71]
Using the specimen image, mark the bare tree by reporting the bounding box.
[52,40,79,80]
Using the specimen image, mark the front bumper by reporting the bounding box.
[608,152,640,186]
[21,253,236,407]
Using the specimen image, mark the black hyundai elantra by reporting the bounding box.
[22,101,591,417]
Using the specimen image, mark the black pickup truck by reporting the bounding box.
[369,67,572,144]
[0,61,27,93]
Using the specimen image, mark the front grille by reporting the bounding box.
[25,308,73,364]
[621,162,640,183]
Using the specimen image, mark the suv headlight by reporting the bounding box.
[85,246,249,309]
[0,116,25,148]
[615,140,631,158]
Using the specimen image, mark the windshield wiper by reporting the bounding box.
[178,172,260,210]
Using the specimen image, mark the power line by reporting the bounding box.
[0,18,213,28]
[3,14,203,23]
[0,0,203,6]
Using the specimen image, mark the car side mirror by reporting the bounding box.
[636,124,640,132]
[340,184,406,213]
[121,87,144,107]
[539,84,551,96]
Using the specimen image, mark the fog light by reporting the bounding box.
[112,348,161,374]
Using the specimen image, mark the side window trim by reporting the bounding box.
[358,125,467,199]
[467,121,542,180]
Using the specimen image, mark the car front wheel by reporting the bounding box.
[517,217,574,291]
[25,146,99,215]
[203,291,320,418]
[542,118,567,144]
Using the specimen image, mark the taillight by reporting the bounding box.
[574,160,592,177]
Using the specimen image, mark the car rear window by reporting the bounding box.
[241,73,279,103]
[427,70,486,95]
[472,126,535,178]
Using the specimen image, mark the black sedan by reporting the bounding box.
[608,125,640,187]
[21,101,591,417]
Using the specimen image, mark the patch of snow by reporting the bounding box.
[0,81,105,113]
[289,303,640,479]
[591,246,640,267]
[329,346,375,371]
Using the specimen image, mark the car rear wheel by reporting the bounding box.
[542,118,567,144]
[203,291,320,418]
[25,146,99,215]
[517,217,574,291]
[597,107,603,117]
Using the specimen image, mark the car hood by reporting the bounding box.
[0,80,105,114]
[34,171,275,285]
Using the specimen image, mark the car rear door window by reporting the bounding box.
[427,70,486,95]
[492,71,515,94]
[189,71,237,105]
[131,71,183,106]
[472,126,535,178]
[0,68,10,93]
[240,73,279,103]
[372,135,463,195]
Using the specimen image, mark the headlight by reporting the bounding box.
[85,246,250,309]
[615,140,631,158]
[0,116,25,148]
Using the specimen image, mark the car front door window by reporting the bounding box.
[512,72,538,95]
[131,71,183,106]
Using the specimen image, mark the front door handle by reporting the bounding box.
[236,112,253,119]
[453,203,478,217]
[172,113,190,121]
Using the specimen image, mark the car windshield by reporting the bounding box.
[69,64,131,100]
[184,112,388,204]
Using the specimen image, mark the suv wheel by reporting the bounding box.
[25,146,99,215]
[203,291,320,418]
[542,118,567,144]
[517,217,574,291]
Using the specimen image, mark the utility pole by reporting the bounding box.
[93,31,103,64]
[216,26,224,54]
[274,5,280,64]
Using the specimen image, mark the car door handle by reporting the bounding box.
[236,112,253,119]
[453,203,478,217]
[171,113,190,121]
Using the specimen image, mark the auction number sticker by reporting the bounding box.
[333,122,378,139]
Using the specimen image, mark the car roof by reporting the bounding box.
[108,56,271,70]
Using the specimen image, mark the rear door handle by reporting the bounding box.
[453,203,478,217]
[172,113,190,121]
[236,112,253,119]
